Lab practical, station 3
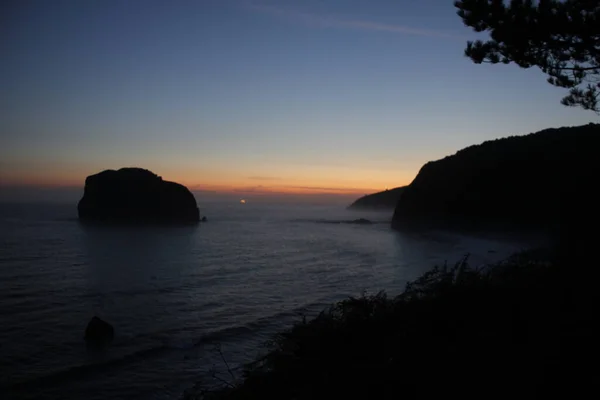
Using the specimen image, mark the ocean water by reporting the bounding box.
[0,201,537,400]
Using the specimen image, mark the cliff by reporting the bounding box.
[77,168,200,224]
[392,123,600,235]
[348,186,407,210]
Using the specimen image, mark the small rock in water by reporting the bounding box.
[85,316,114,345]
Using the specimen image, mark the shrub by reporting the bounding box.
[189,250,592,399]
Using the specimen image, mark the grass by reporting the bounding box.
[186,249,596,399]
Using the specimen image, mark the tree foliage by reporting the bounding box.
[455,0,600,113]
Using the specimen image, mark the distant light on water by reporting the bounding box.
[240,199,246,204]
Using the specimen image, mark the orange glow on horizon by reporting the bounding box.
[1,165,416,197]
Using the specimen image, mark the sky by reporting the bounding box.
[1,0,597,203]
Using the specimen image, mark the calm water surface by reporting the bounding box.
[0,202,534,399]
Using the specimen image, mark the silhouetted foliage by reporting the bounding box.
[455,0,600,112]
[188,249,595,399]
[347,186,407,210]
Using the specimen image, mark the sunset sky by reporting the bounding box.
[1,0,595,202]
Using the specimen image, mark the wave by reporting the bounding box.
[3,329,236,390]
[4,345,170,391]
[291,218,389,225]
[2,300,327,391]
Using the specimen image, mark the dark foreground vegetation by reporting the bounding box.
[186,249,596,399]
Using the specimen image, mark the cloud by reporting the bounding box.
[283,185,375,193]
[247,176,282,181]
[247,2,465,40]
[232,185,267,193]
[230,184,378,195]
[187,181,382,196]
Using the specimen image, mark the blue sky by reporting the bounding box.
[1,0,596,201]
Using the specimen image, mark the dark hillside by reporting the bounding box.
[392,123,599,238]
[348,186,407,210]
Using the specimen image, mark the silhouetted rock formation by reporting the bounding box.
[392,123,600,245]
[78,168,199,224]
[348,186,407,210]
[85,316,114,344]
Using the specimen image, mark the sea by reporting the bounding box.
[0,201,542,400]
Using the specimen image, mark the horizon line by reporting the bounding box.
[0,182,399,197]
